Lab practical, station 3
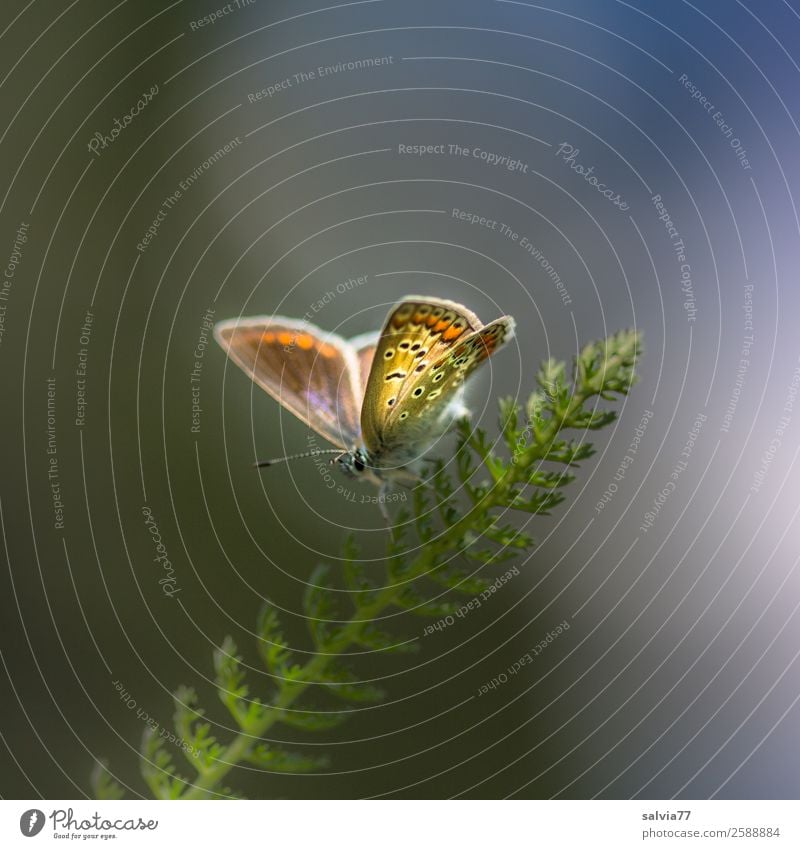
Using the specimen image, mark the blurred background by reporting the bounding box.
[1,0,799,799]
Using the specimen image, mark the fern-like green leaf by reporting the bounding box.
[246,744,329,773]
[97,328,642,801]
[304,564,340,649]
[91,760,125,800]
[395,586,461,618]
[256,605,295,676]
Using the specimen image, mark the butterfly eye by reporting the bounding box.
[354,458,365,472]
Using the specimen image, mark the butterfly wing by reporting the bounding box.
[360,297,515,460]
[214,316,364,449]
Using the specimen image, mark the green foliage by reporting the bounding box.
[96,329,642,799]
[90,760,125,800]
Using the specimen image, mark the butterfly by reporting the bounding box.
[214,296,515,508]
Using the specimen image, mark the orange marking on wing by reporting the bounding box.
[262,331,276,343]
[318,343,337,358]
[296,333,314,350]
[413,311,426,324]
[433,319,451,333]
[426,314,438,327]
[443,324,464,341]
[277,331,294,346]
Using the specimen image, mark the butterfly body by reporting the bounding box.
[215,296,515,501]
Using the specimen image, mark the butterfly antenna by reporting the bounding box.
[254,448,343,468]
